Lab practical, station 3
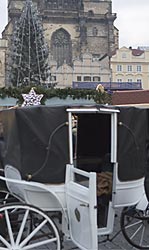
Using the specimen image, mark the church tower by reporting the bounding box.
[4,0,117,87]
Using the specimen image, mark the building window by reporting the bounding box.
[92,27,98,36]
[51,28,72,67]
[128,79,133,82]
[92,54,100,61]
[76,26,79,32]
[122,53,127,58]
[84,76,91,81]
[88,10,94,17]
[117,65,122,72]
[46,0,79,10]
[51,75,56,81]
[137,79,142,83]
[117,79,122,82]
[136,65,142,72]
[77,76,81,81]
[127,65,132,72]
[93,76,100,82]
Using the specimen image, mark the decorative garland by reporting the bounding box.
[0,86,112,105]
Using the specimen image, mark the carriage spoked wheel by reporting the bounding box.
[0,189,11,204]
[0,203,61,250]
[0,189,19,205]
[121,206,149,249]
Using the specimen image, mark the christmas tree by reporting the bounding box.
[8,0,52,87]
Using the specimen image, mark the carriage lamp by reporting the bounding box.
[27,174,32,181]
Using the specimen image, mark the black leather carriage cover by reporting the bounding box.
[0,106,69,183]
[118,106,148,181]
[0,104,148,183]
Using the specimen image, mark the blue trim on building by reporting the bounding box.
[72,82,142,90]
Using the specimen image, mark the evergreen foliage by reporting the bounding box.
[0,86,112,106]
[7,0,51,87]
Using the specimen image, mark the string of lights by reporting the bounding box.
[7,0,51,87]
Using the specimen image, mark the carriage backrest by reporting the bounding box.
[4,164,66,211]
[4,165,26,201]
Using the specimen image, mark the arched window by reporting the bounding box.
[51,28,72,67]
[88,10,94,17]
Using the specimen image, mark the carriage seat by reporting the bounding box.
[4,165,66,211]
[4,164,26,201]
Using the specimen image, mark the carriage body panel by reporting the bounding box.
[113,163,145,207]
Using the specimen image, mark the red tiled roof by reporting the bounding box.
[110,47,144,57]
[112,90,149,105]
[131,49,144,56]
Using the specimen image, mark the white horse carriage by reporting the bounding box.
[0,105,149,250]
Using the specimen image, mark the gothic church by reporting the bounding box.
[1,0,117,87]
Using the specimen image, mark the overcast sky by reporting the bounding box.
[113,0,149,48]
[0,0,149,48]
[0,0,8,38]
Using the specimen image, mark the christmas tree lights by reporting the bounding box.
[8,0,52,87]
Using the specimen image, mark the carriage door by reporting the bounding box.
[65,164,98,250]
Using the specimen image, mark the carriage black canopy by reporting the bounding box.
[117,106,147,181]
[0,106,69,183]
[0,105,148,183]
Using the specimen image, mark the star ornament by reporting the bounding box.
[21,88,44,107]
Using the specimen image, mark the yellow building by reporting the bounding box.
[111,46,149,90]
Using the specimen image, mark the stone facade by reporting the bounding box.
[1,0,117,87]
[0,40,8,87]
[111,46,149,90]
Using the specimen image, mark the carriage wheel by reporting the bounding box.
[0,190,10,204]
[0,203,61,250]
[121,206,149,249]
[0,174,13,205]
[0,189,18,205]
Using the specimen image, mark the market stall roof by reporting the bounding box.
[0,97,17,107]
